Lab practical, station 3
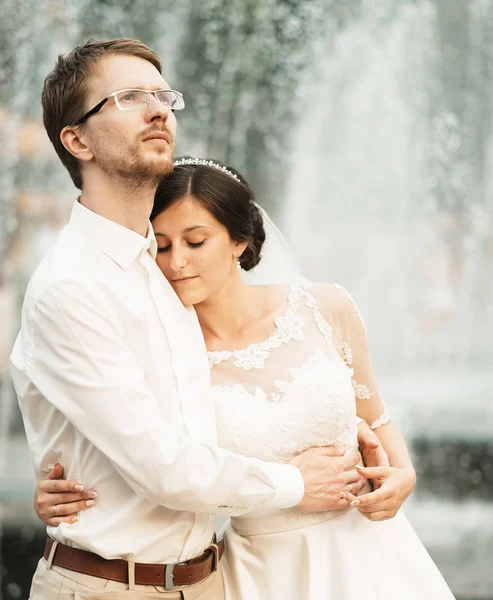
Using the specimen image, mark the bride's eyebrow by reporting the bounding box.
[153,226,210,238]
[183,225,211,233]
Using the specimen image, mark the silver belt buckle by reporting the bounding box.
[164,538,219,590]
[164,563,186,591]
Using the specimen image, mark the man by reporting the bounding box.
[10,39,383,599]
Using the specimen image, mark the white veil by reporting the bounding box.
[241,205,309,285]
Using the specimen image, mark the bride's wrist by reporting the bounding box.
[399,466,417,488]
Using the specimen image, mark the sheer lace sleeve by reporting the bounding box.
[312,284,390,430]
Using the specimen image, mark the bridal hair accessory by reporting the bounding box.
[174,157,241,183]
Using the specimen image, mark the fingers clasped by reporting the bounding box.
[340,465,416,521]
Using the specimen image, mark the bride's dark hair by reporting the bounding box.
[151,158,265,271]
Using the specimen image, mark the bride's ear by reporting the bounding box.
[60,125,94,163]
[234,240,248,258]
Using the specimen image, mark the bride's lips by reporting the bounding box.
[171,276,198,283]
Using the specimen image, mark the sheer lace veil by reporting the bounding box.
[241,205,309,285]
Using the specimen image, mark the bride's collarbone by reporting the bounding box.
[204,287,290,352]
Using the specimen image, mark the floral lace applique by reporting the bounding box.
[208,284,307,370]
[212,384,267,401]
[275,312,304,345]
[341,342,353,366]
[352,379,372,400]
[232,346,271,371]
[285,349,326,383]
[336,340,370,400]
[273,350,354,407]
[370,404,391,430]
[213,350,357,463]
[273,351,326,399]
[304,289,333,347]
[208,351,231,367]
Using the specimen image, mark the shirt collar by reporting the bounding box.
[68,199,157,269]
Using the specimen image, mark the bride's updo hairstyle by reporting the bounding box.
[151,157,266,271]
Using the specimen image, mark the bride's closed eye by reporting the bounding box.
[157,240,206,253]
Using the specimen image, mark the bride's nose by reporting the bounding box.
[169,245,188,272]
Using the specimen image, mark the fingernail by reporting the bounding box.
[70,516,78,524]
[87,491,98,499]
[54,462,61,468]
[74,485,84,491]
[86,500,95,506]
[351,500,360,506]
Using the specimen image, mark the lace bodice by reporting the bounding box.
[210,284,365,466]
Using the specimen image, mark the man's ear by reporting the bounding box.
[60,125,94,163]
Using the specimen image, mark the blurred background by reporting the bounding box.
[1,0,493,598]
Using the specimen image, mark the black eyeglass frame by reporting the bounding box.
[75,88,185,125]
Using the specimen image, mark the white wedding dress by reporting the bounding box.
[209,283,455,600]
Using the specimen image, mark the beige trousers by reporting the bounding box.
[30,557,225,600]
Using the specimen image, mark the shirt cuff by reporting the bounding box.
[262,462,305,510]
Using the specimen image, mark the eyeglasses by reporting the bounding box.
[75,88,185,125]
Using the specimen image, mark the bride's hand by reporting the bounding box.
[34,463,97,526]
[340,465,416,521]
[356,420,389,490]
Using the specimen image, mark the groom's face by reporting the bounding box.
[80,54,176,184]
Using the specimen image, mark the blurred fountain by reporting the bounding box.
[283,0,493,369]
[282,1,493,596]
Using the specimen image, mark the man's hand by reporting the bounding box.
[357,419,389,490]
[290,447,367,512]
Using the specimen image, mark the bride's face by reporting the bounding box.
[152,193,246,305]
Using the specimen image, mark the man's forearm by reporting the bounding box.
[25,281,304,517]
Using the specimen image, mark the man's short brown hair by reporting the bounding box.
[42,38,162,190]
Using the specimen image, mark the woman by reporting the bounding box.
[34,158,455,599]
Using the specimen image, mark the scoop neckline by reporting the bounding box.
[206,283,303,357]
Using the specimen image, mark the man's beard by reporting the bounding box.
[98,142,174,191]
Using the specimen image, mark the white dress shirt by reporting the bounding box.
[10,200,304,563]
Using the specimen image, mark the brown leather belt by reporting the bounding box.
[44,536,224,590]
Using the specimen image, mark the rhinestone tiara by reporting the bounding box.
[173,157,241,183]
